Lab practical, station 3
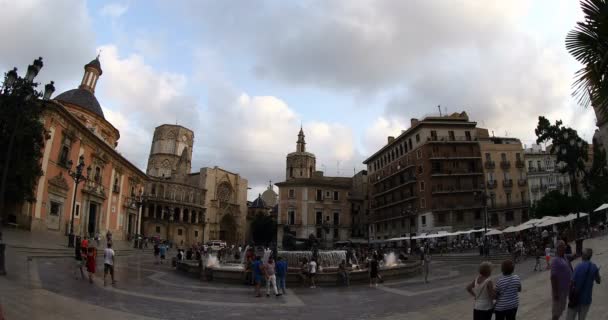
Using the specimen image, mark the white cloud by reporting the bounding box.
[101,3,129,18]
[363,117,407,155]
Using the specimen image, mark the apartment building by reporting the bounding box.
[524,145,571,203]
[363,112,485,240]
[479,133,530,227]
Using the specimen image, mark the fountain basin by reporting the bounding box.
[176,260,422,285]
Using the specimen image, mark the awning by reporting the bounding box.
[594,203,608,212]
[502,226,519,233]
[485,229,503,236]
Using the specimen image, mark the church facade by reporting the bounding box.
[142,124,248,246]
[276,128,353,248]
[14,57,147,240]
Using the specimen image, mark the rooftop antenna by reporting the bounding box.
[437,105,442,116]
[444,106,448,116]
[337,160,341,175]
[97,48,102,59]
[491,130,495,137]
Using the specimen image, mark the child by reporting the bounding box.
[544,246,551,270]
[86,246,97,284]
[533,247,541,271]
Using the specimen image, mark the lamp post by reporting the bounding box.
[0,58,54,275]
[130,190,145,249]
[66,155,91,247]
[474,191,489,257]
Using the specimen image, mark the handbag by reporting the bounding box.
[568,263,591,308]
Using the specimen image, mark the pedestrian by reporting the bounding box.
[466,261,495,320]
[338,259,350,286]
[534,247,542,272]
[153,243,160,264]
[369,254,379,287]
[86,246,96,284]
[74,237,85,280]
[551,240,573,320]
[103,242,116,286]
[300,258,309,286]
[95,232,101,247]
[546,245,552,270]
[264,257,280,297]
[276,256,288,294]
[494,260,521,320]
[566,248,601,320]
[106,230,112,244]
[252,256,263,297]
[81,236,89,250]
[309,258,317,288]
[159,242,167,264]
[423,248,431,283]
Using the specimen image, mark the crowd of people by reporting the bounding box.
[466,240,601,320]
[72,231,116,287]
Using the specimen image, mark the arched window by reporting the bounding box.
[94,167,101,183]
[151,184,156,195]
[59,146,69,165]
[290,167,293,177]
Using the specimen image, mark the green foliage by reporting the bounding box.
[250,213,276,246]
[531,191,592,218]
[535,116,589,195]
[0,73,46,206]
[566,0,608,116]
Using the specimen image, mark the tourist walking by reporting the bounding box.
[494,260,521,320]
[566,248,601,320]
[264,257,280,297]
[466,261,495,320]
[276,257,287,294]
[159,243,167,264]
[309,258,317,288]
[103,242,116,286]
[338,260,350,286]
[546,246,552,270]
[252,256,263,297]
[551,240,572,320]
[369,254,379,287]
[422,248,431,283]
[153,243,160,264]
[86,247,97,284]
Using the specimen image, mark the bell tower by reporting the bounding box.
[286,127,316,179]
[79,55,103,93]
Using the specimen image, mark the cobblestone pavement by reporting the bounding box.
[1,234,607,320]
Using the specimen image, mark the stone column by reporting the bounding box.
[179,208,184,223]
[194,211,199,224]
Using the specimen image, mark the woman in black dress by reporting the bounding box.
[369,254,379,287]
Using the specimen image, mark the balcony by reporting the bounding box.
[372,178,417,198]
[517,179,527,186]
[484,161,496,169]
[84,180,106,198]
[487,201,531,212]
[500,161,511,170]
[432,200,481,211]
[487,180,497,189]
[515,160,525,168]
[371,195,417,210]
[430,169,483,177]
[430,153,481,160]
[431,185,482,195]
[531,185,540,193]
[527,167,546,174]
[427,135,477,143]
[503,179,513,188]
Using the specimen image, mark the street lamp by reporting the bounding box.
[130,190,145,249]
[66,155,91,247]
[474,191,489,257]
[24,57,43,83]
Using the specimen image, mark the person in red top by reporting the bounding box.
[81,236,89,250]
[86,247,96,284]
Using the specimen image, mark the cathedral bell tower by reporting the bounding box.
[285,127,316,179]
[79,55,102,93]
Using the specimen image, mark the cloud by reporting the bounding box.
[0,0,95,92]
[101,3,129,18]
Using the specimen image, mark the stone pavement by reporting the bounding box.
[1,233,607,320]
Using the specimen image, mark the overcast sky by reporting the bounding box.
[0,0,597,199]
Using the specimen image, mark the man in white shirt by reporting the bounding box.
[104,242,116,286]
[308,259,317,288]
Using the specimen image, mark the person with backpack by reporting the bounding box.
[566,248,601,320]
[466,261,495,320]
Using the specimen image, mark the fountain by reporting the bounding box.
[383,252,398,268]
[276,250,346,271]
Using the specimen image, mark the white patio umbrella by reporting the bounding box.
[485,229,503,236]
[594,203,608,212]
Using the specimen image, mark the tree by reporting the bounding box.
[0,58,50,224]
[583,141,608,205]
[531,191,591,219]
[535,116,589,196]
[566,0,608,117]
[250,213,276,246]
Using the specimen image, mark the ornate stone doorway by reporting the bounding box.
[219,214,237,245]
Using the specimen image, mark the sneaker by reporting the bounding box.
[276,294,282,297]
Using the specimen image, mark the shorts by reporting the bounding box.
[254,275,263,284]
[104,263,114,275]
[308,273,316,279]
[552,295,567,318]
[160,255,166,260]
[545,256,550,263]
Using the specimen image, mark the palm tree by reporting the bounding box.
[566,0,608,120]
